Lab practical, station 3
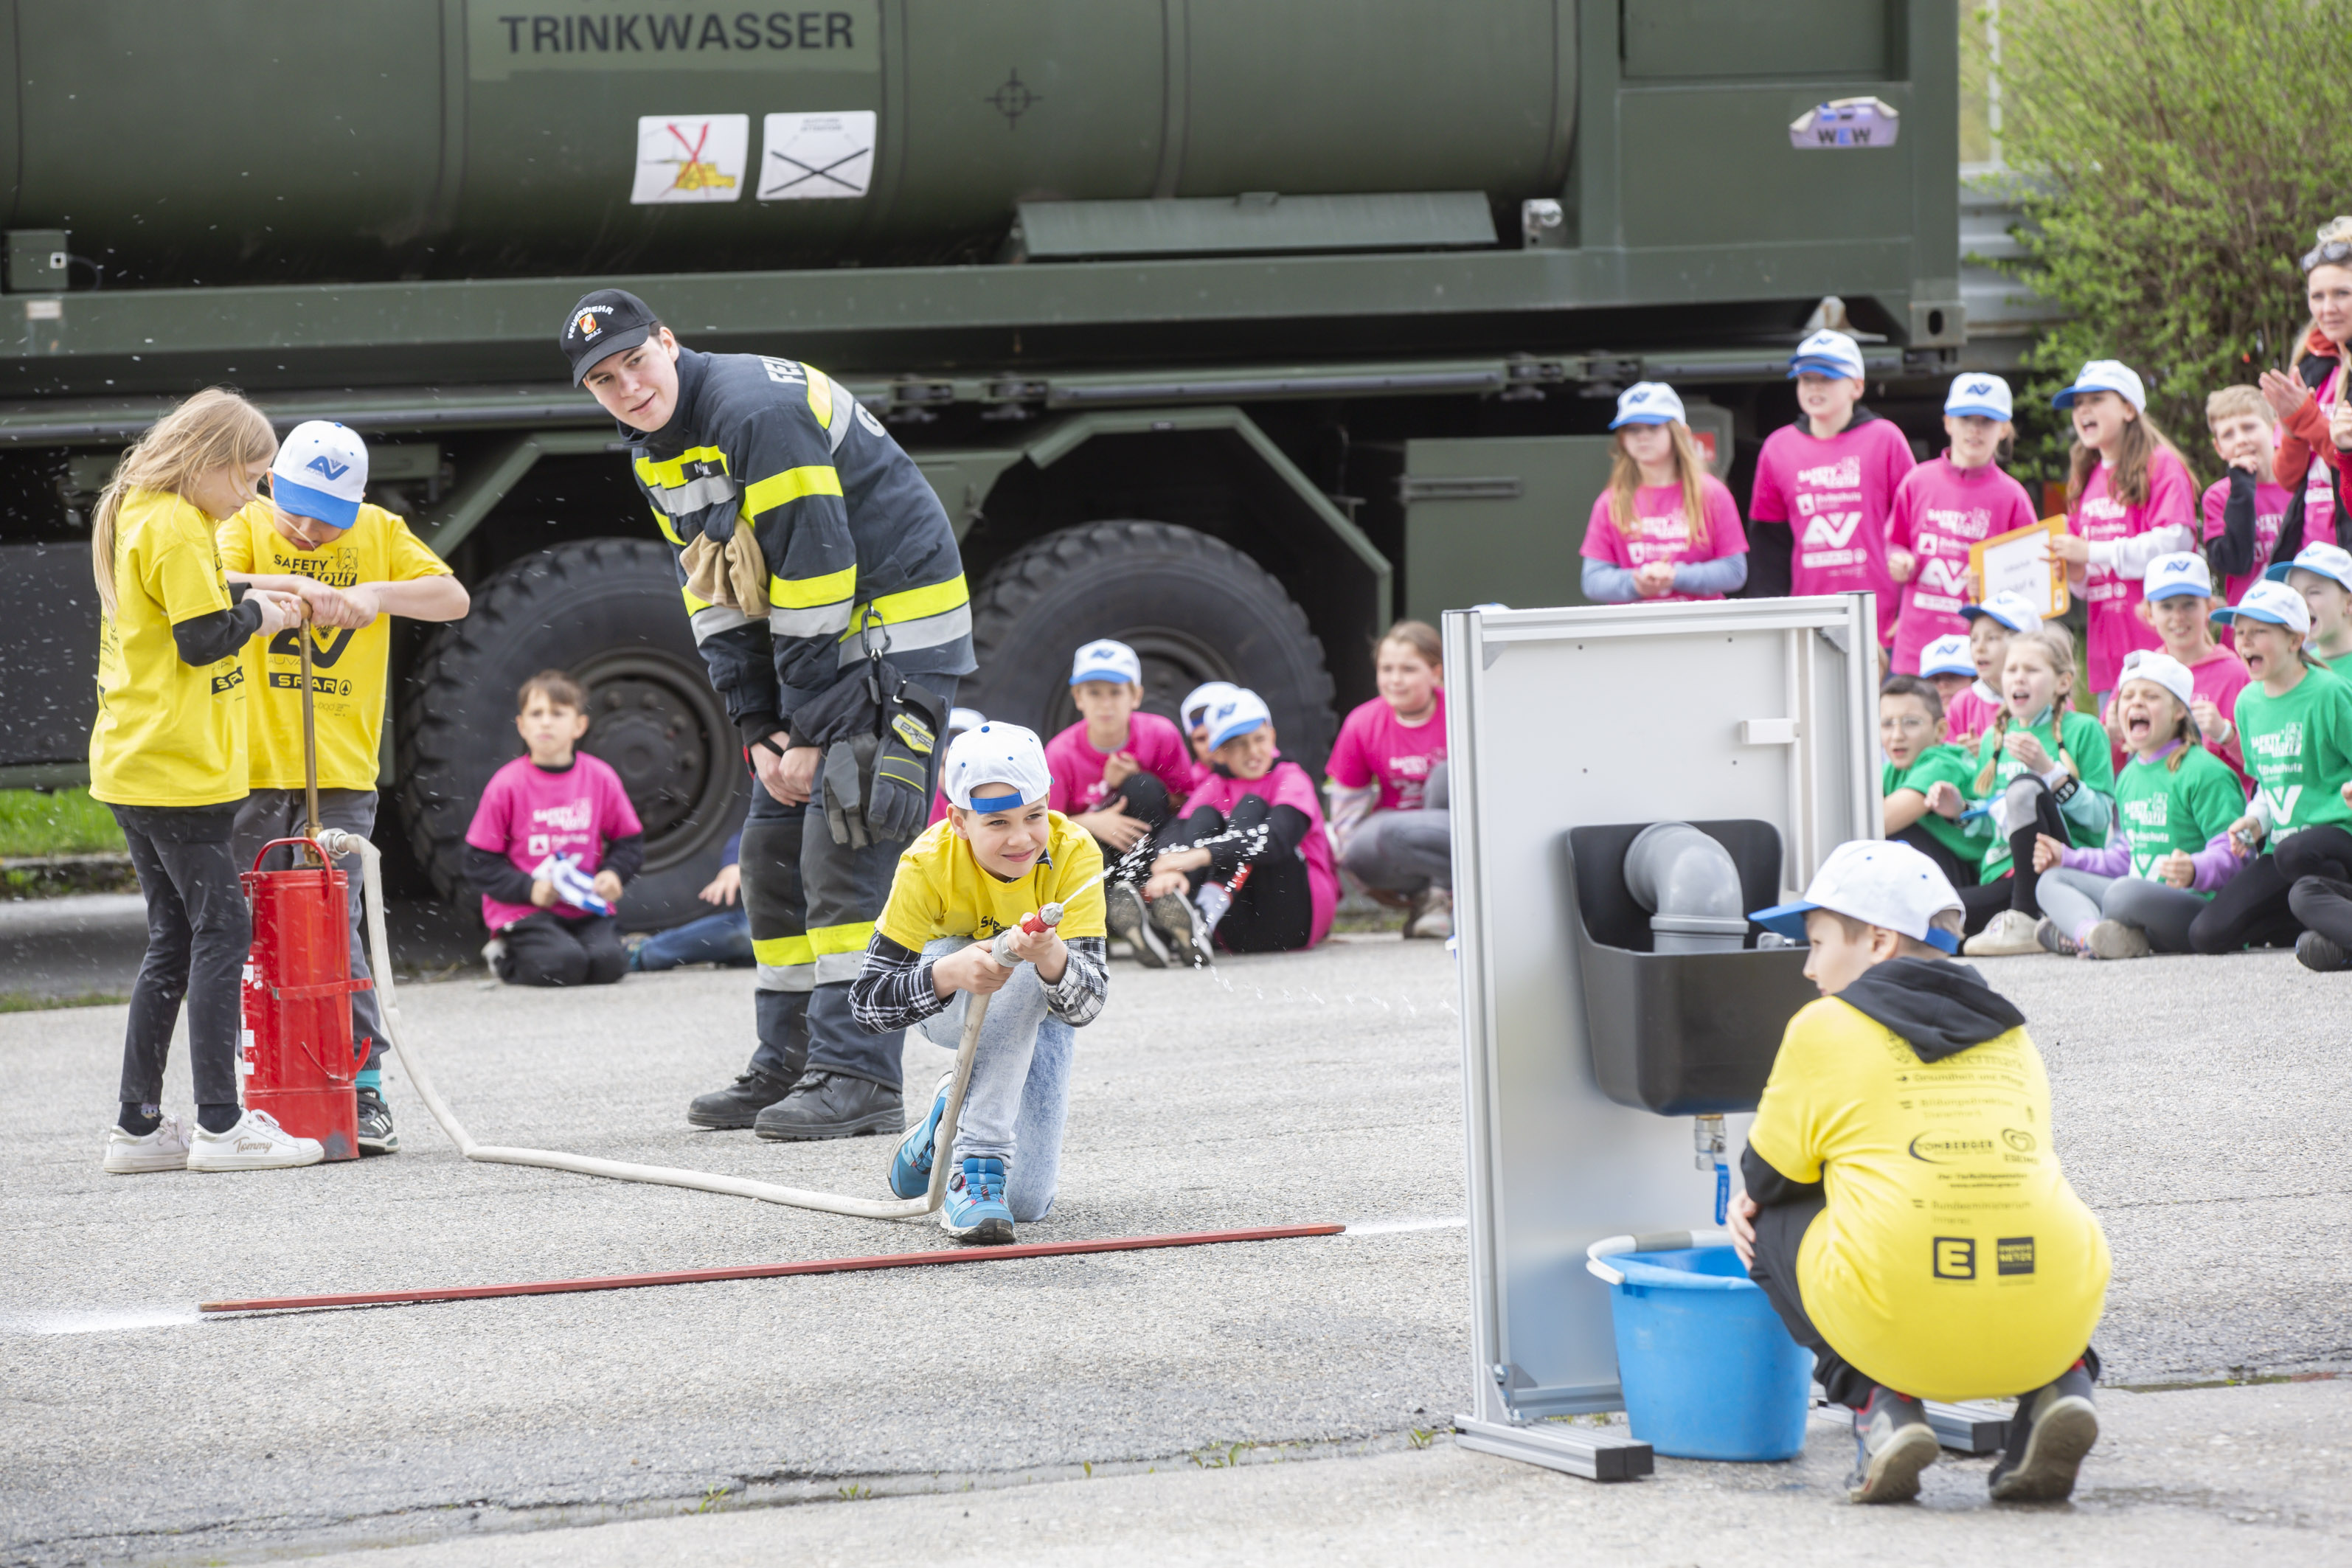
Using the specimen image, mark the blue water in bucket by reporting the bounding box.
[1603,1245,1815,1461]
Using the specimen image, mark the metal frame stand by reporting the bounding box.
[1443,597,1879,1479]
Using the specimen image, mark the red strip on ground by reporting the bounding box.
[198,1224,1345,1314]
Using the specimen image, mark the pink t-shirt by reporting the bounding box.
[2199,473,2295,609]
[1945,680,2002,747]
[1578,476,1749,603]
[1885,456,2041,674]
[1325,690,1447,812]
[1179,759,1338,948]
[1045,710,1197,816]
[464,753,643,932]
[1748,417,1915,642]
[2071,448,2194,693]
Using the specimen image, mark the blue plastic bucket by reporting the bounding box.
[1600,1245,1815,1461]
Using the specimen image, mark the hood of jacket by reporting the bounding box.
[629,346,712,459]
[1836,956,2025,1063]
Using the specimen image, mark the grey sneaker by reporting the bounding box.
[2033,917,2081,957]
[1989,1361,2098,1502]
[1106,881,1169,968]
[1848,1387,1939,1504]
[2085,920,2152,961]
[2295,929,2351,972]
[1148,888,1211,968]
[1405,887,1454,940]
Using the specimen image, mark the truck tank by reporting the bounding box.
[0,0,1571,285]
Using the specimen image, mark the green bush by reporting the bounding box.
[1983,0,2352,482]
[0,788,128,859]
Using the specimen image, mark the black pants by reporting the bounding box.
[1891,822,1979,893]
[2189,848,2305,954]
[1748,1193,2101,1407]
[495,911,626,987]
[1170,797,1315,954]
[2278,825,2352,950]
[1957,780,2069,932]
[1093,771,1176,875]
[113,805,248,1114]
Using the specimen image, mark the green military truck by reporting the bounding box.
[0,0,1963,926]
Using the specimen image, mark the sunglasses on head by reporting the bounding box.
[2300,230,2352,272]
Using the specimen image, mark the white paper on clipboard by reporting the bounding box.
[1970,518,2070,618]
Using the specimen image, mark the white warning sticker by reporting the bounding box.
[631,114,749,204]
[1789,97,1900,149]
[758,110,876,201]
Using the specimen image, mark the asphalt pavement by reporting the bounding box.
[3,935,2348,1565]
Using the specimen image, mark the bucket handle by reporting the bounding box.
[250,836,336,874]
[1585,1229,1735,1286]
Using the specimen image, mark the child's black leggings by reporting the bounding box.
[1957,779,2070,933]
[496,912,627,987]
[1170,797,1314,954]
[113,805,248,1131]
[2182,828,2352,953]
[1890,823,1978,893]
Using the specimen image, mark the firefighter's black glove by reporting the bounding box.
[822,735,877,850]
[864,679,946,843]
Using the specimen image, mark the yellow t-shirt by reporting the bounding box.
[89,488,249,808]
[1746,993,2110,1403]
[877,811,1109,951]
[216,499,452,791]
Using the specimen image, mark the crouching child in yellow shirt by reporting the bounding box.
[849,722,1109,1245]
[1736,839,2110,1506]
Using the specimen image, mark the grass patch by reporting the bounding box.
[0,788,125,859]
[0,991,128,1013]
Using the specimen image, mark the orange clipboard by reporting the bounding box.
[1968,516,2070,617]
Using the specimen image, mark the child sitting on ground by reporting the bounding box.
[2031,651,2247,960]
[850,721,1108,1245]
[1047,639,1197,861]
[2128,552,2252,791]
[1935,629,2115,954]
[1125,690,1337,965]
[1878,676,1980,892]
[1327,620,1451,940]
[1579,382,1749,603]
[1948,592,2044,746]
[2200,386,2312,608]
[465,671,643,987]
[1737,839,2109,1506]
[1917,634,1979,729]
[1886,372,2039,673]
[2268,542,2352,667]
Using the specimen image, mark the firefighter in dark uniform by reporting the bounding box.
[563,290,974,1139]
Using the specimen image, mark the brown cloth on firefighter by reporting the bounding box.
[679,527,769,618]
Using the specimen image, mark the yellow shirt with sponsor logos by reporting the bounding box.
[1746,992,2109,1402]
[216,499,452,791]
[877,811,1107,951]
[89,488,251,808]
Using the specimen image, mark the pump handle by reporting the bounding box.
[249,836,334,875]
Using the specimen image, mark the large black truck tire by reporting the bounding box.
[964,521,1339,772]
[396,541,751,932]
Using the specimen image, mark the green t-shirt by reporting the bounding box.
[1884,744,1980,863]
[2232,668,2352,844]
[2112,744,2246,898]
[1968,707,2117,877]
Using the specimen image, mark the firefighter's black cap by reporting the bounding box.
[561,289,661,385]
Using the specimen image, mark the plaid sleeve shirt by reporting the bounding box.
[848,932,1109,1035]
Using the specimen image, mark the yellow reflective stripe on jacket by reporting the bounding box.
[740,464,843,520]
[682,583,712,614]
[808,920,875,957]
[806,367,834,431]
[635,445,729,488]
[769,563,857,610]
[842,574,971,640]
[650,507,684,547]
[753,934,816,968]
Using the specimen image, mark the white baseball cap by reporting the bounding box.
[943,721,1052,814]
[1960,590,2044,635]
[1944,372,2013,421]
[269,420,367,531]
[2115,649,2196,712]
[1918,633,1975,679]
[2266,541,2352,592]
[1069,639,1142,687]
[2214,579,2313,636]
[2143,551,2215,602]
[1205,690,1272,751]
[1750,839,1963,954]
[1181,680,1238,731]
[1789,328,1866,381]
[2052,359,2147,412]
[1609,381,1685,430]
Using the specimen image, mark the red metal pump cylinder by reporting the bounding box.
[240,838,370,1162]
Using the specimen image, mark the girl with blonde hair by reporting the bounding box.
[87,388,322,1176]
[1578,381,1749,603]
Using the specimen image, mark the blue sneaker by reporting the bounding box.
[889,1071,953,1199]
[940,1156,1014,1245]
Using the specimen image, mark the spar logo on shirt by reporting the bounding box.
[1800,511,1863,549]
[1795,456,1862,490]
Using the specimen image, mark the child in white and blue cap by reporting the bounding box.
[2266,541,2352,665]
[849,721,1109,1245]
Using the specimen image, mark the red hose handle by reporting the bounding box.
[249,836,332,873]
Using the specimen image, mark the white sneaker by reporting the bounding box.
[1405,887,1454,940]
[1963,908,2044,957]
[482,936,507,974]
[186,1109,325,1172]
[103,1114,190,1174]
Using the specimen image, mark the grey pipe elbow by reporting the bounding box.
[1623,822,1749,954]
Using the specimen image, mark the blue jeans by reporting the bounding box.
[630,906,753,971]
[916,936,1072,1222]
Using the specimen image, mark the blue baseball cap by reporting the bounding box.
[268,420,367,532]
[1789,328,1866,381]
[1944,372,2013,421]
[1749,839,1963,954]
[1070,639,1142,687]
[1609,382,1685,429]
[1205,690,1272,751]
[1918,633,1975,679]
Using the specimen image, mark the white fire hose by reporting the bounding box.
[323,829,1039,1221]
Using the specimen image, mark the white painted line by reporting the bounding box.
[1340,1215,1467,1236]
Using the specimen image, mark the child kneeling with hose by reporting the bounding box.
[850,723,1109,1244]
[88,389,322,1174]
[1735,841,2110,1505]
